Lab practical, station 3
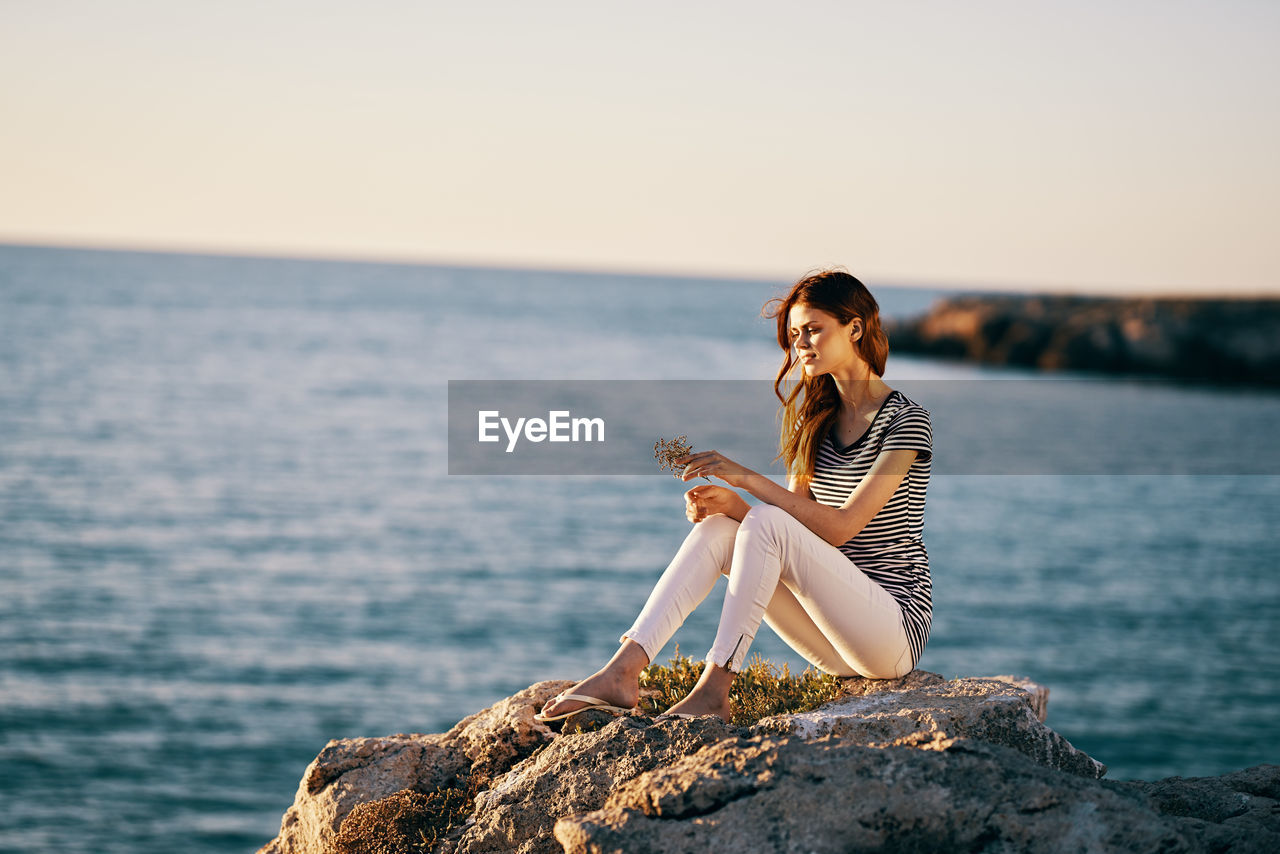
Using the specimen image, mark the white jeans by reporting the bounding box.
[621,504,913,678]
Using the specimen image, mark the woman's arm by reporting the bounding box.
[679,448,917,547]
[747,449,917,546]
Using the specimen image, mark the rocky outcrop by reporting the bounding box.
[258,680,573,854]
[556,740,1279,854]
[459,715,737,853]
[258,672,1279,854]
[750,671,1102,779]
[883,294,1280,386]
[1113,764,1280,848]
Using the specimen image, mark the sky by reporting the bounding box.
[2,0,1277,295]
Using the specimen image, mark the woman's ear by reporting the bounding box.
[849,319,863,342]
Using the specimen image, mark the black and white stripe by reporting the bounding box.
[809,389,933,668]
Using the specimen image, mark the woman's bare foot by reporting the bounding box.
[658,662,733,722]
[539,640,648,719]
[540,669,637,718]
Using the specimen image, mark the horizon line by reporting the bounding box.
[1,235,1274,300]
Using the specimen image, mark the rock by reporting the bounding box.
[258,732,463,854]
[751,673,1104,779]
[555,739,1280,854]
[455,716,737,854]
[1108,765,1280,852]
[257,680,571,854]
[258,672,1277,854]
[989,674,1050,722]
[449,671,1098,853]
[883,294,1280,386]
[441,680,575,788]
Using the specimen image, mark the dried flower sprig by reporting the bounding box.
[653,435,711,481]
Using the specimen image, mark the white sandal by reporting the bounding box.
[534,692,635,723]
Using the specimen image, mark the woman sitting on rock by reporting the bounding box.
[536,269,934,724]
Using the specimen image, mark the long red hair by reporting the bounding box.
[762,269,890,486]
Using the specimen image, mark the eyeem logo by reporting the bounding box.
[478,410,606,452]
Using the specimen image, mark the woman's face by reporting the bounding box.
[788,303,860,377]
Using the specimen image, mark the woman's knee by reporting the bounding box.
[687,513,739,575]
[741,503,789,530]
[739,504,793,546]
[725,505,792,575]
[694,513,739,539]
[690,513,738,555]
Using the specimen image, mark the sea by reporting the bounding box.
[1,244,1276,854]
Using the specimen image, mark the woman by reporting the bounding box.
[536,269,933,723]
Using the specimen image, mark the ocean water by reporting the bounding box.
[0,245,1276,854]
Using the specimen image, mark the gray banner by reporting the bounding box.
[447,379,1280,475]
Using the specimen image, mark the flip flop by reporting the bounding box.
[533,692,635,723]
[653,712,706,722]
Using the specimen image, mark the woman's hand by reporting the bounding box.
[674,450,756,489]
[684,484,750,524]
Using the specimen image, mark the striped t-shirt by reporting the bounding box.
[808,389,933,668]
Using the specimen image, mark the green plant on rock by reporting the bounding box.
[638,647,842,726]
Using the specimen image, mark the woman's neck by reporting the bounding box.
[830,369,890,413]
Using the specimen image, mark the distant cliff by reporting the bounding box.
[883,294,1280,386]
[258,672,1279,853]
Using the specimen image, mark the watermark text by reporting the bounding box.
[478,409,605,452]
